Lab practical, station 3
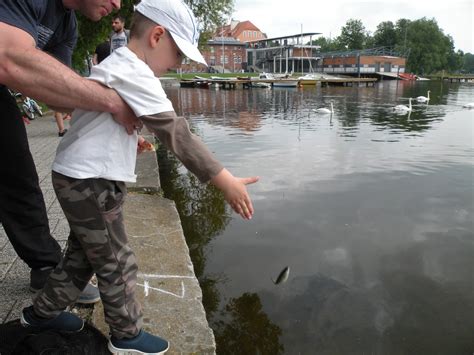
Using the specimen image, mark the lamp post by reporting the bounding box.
[221,23,225,73]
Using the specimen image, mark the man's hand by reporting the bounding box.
[111,97,142,134]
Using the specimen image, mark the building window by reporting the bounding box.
[220,55,229,64]
[210,47,215,53]
[210,56,215,65]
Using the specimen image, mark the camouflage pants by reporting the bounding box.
[33,171,143,338]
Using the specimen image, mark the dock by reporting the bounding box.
[179,77,378,89]
[428,75,474,83]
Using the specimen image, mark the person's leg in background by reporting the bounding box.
[54,111,67,137]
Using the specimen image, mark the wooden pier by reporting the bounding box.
[179,77,378,89]
[427,74,474,83]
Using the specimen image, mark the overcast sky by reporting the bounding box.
[232,0,473,53]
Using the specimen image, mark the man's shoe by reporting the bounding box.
[77,282,101,304]
[58,129,68,137]
[30,268,101,305]
[21,305,84,332]
[108,329,169,355]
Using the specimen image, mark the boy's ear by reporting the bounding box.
[149,25,166,48]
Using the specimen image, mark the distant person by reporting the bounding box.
[20,0,258,354]
[93,40,111,65]
[110,14,129,52]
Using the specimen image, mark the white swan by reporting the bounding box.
[416,90,430,103]
[462,103,474,108]
[393,97,413,112]
[314,102,334,114]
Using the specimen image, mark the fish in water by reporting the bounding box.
[272,266,290,285]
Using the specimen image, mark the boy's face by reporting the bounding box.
[149,30,184,76]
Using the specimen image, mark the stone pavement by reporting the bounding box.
[0,113,215,354]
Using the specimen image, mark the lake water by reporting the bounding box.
[159,80,474,355]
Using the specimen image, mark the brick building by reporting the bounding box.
[180,20,266,73]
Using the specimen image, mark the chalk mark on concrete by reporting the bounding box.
[137,281,185,299]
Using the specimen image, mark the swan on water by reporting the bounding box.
[416,90,430,103]
[314,102,334,114]
[393,97,413,112]
[462,103,474,108]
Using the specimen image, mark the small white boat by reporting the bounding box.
[251,82,271,88]
[298,74,317,85]
[273,80,299,88]
[258,72,298,88]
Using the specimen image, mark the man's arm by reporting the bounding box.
[0,22,139,133]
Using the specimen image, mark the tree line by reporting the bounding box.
[311,18,473,75]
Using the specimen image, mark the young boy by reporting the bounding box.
[20,0,259,354]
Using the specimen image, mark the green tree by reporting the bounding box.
[462,53,474,73]
[186,0,234,43]
[310,36,344,52]
[373,21,397,48]
[338,19,368,50]
[403,17,457,74]
[393,18,411,56]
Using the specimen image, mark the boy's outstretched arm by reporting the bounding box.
[140,112,259,219]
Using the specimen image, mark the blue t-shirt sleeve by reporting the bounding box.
[0,0,76,67]
[0,0,44,43]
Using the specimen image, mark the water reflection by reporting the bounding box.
[160,81,474,354]
[214,293,284,355]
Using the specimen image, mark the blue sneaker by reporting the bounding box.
[108,329,169,355]
[20,305,84,332]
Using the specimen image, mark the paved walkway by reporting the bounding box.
[0,114,215,354]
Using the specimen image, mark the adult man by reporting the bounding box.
[0,0,139,302]
[110,15,129,52]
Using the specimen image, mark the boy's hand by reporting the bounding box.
[137,135,155,154]
[210,168,259,220]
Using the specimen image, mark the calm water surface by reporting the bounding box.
[159,80,474,355]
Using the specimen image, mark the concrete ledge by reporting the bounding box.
[94,134,216,354]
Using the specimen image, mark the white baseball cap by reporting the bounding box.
[135,0,207,66]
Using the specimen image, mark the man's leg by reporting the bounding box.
[0,86,61,270]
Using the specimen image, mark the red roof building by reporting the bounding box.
[215,20,267,43]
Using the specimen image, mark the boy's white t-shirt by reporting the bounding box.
[53,46,174,182]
